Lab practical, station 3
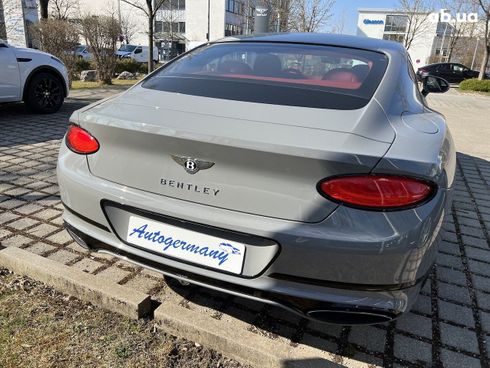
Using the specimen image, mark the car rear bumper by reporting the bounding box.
[58,146,450,324]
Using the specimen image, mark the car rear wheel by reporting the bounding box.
[25,72,64,113]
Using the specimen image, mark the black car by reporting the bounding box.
[416,63,488,83]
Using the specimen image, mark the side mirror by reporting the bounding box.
[421,75,450,97]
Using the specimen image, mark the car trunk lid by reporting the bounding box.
[81,88,393,223]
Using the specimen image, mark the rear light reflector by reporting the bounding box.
[319,175,435,210]
[66,125,99,154]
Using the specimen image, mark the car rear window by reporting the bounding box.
[142,42,388,110]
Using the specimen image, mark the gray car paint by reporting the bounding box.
[58,33,456,323]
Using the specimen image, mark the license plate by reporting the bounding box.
[126,215,245,274]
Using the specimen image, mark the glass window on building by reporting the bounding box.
[163,0,185,10]
[226,0,244,15]
[225,23,243,36]
[383,33,405,43]
[384,15,408,32]
[156,21,185,34]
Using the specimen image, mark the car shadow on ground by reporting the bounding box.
[0,100,89,147]
[164,152,490,368]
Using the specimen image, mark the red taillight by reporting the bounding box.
[66,125,99,154]
[319,175,435,210]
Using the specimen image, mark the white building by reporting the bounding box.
[357,8,441,67]
[155,0,254,60]
[357,8,486,70]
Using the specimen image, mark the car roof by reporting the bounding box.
[215,32,407,54]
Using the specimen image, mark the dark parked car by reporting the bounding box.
[416,62,489,83]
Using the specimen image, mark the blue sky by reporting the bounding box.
[329,0,399,35]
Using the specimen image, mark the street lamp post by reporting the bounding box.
[207,0,210,41]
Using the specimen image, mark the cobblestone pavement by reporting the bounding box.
[1,92,490,368]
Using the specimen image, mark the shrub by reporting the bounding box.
[75,58,93,74]
[459,79,490,92]
[80,15,120,85]
[114,59,147,75]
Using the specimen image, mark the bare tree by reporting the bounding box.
[288,0,335,33]
[80,15,121,84]
[49,0,79,20]
[39,0,49,19]
[31,19,79,84]
[399,0,433,50]
[264,0,295,32]
[439,0,475,61]
[120,0,168,73]
[120,11,138,44]
[476,0,490,79]
[1,0,24,38]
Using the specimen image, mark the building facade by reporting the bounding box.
[155,0,255,60]
[0,0,39,47]
[357,8,486,69]
[357,8,439,67]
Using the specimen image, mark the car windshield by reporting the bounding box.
[119,45,137,52]
[142,42,389,110]
[76,46,86,53]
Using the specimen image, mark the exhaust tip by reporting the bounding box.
[307,309,394,325]
[64,223,91,250]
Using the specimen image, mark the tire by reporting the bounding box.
[24,72,64,114]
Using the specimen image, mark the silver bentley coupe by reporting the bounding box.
[58,33,456,325]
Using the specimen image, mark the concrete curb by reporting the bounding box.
[0,247,152,319]
[154,303,349,368]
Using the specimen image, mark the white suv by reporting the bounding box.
[0,39,69,113]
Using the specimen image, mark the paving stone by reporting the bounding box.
[440,240,460,256]
[7,217,39,230]
[96,266,132,284]
[0,228,12,239]
[438,300,475,328]
[47,249,79,264]
[466,247,490,264]
[394,335,432,365]
[26,223,59,238]
[348,325,386,353]
[65,242,90,254]
[440,349,481,368]
[440,323,479,354]
[437,253,464,270]
[476,291,490,310]
[71,257,104,274]
[473,275,490,293]
[14,203,44,215]
[396,312,432,339]
[49,216,64,226]
[46,230,73,245]
[301,333,337,353]
[0,212,20,225]
[1,235,32,247]
[26,242,56,255]
[32,208,62,220]
[0,199,27,210]
[411,294,432,315]
[122,274,161,294]
[468,259,490,277]
[478,311,490,334]
[438,282,471,305]
[437,267,467,287]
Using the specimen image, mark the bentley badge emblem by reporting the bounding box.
[171,155,215,174]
